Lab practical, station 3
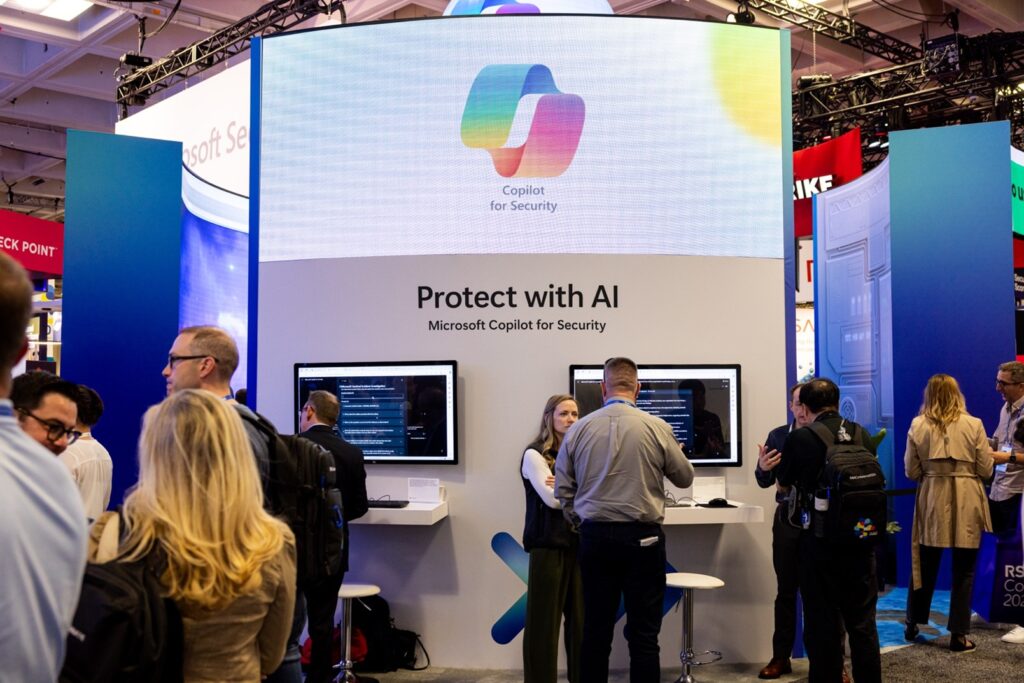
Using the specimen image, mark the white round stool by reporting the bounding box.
[335,583,381,683]
[666,572,725,683]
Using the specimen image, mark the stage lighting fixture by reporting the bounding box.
[797,74,833,89]
[726,2,755,24]
[120,53,153,69]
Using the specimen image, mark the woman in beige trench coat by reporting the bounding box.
[904,374,993,652]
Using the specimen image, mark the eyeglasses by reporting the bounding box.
[167,354,213,369]
[997,379,1023,388]
[18,410,81,445]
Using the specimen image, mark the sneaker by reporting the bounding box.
[1002,626,1024,644]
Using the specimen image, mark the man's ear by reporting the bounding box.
[198,356,217,380]
[634,381,641,400]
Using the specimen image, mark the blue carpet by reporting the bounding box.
[876,587,950,647]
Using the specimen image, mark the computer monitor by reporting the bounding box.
[569,364,742,467]
[295,361,458,465]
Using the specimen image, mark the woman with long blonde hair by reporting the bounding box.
[521,393,583,683]
[90,389,296,682]
[904,374,993,652]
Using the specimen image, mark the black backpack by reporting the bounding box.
[238,410,345,584]
[807,420,887,544]
[352,595,429,673]
[60,515,184,683]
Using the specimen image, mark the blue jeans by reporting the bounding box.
[577,521,666,683]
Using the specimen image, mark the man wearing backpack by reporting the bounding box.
[298,389,369,683]
[0,252,88,682]
[776,378,882,683]
[163,326,304,683]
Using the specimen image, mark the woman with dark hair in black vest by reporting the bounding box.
[521,393,584,683]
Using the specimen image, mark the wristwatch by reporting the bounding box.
[1010,451,1018,464]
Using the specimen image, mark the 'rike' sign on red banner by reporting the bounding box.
[793,128,863,239]
[0,209,64,276]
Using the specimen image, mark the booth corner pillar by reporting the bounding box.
[889,121,1013,586]
[63,130,184,508]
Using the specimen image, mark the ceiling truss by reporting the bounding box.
[794,31,1024,165]
[116,0,344,116]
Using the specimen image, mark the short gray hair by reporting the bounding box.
[1000,361,1024,384]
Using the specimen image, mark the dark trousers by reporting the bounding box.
[304,572,345,683]
[906,545,978,635]
[578,521,665,683]
[771,504,802,660]
[524,546,584,683]
[990,494,1022,535]
[798,536,880,683]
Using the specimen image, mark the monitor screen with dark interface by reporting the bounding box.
[570,364,741,467]
[295,361,458,465]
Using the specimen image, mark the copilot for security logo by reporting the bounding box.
[460,64,585,178]
[448,0,539,14]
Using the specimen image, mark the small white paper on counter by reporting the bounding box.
[692,476,726,503]
[408,477,441,503]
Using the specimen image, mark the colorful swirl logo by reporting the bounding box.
[448,0,540,14]
[461,64,585,178]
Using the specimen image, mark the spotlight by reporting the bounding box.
[727,1,755,24]
[120,53,153,69]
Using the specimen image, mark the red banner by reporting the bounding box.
[0,209,63,276]
[793,128,863,238]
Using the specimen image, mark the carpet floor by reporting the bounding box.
[348,589,1024,682]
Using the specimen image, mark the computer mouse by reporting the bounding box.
[707,497,730,508]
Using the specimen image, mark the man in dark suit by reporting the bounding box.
[754,383,805,679]
[298,390,369,683]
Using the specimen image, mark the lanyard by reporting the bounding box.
[1005,403,1024,446]
[604,398,636,408]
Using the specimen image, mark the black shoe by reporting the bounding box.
[904,622,919,641]
[950,634,977,652]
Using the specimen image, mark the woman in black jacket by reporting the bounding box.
[520,393,583,683]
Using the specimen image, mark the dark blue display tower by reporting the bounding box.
[889,122,1013,586]
[63,131,183,508]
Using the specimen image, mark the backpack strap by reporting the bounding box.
[807,421,837,447]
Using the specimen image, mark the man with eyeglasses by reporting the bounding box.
[988,360,1024,643]
[162,325,303,683]
[0,251,86,682]
[11,370,81,456]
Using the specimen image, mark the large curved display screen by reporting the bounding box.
[256,16,786,260]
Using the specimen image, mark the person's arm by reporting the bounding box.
[554,439,579,526]
[663,426,695,489]
[755,427,786,488]
[343,449,369,521]
[522,448,560,509]
[974,420,995,480]
[904,427,922,481]
[258,538,297,676]
[775,430,800,487]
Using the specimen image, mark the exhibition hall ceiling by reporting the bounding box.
[0,0,1019,222]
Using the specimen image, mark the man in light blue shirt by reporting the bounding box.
[0,251,88,681]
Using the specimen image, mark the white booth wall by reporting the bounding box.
[256,253,787,668]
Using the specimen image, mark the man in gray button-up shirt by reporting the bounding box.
[555,357,693,683]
